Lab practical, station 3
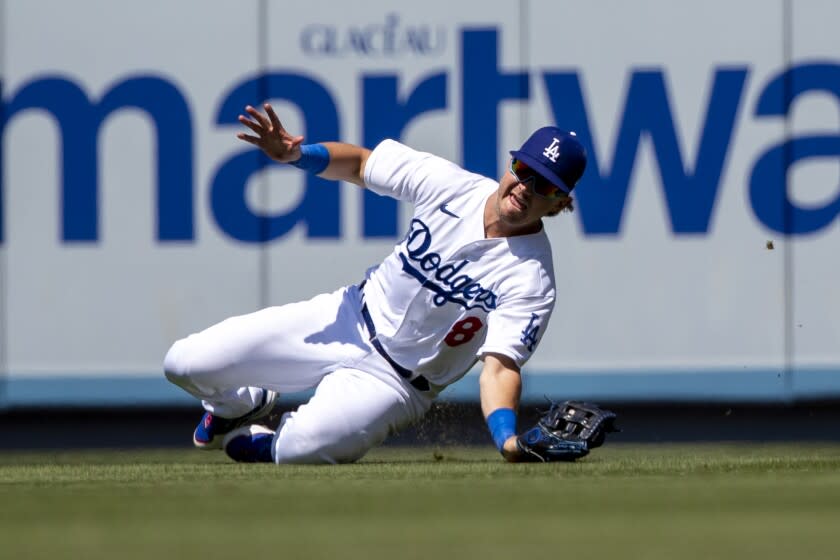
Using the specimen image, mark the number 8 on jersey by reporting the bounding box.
[445,317,484,347]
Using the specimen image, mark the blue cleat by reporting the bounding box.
[223,425,276,463]
[192,389,278,450]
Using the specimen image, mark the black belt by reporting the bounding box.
[358,284,430,392]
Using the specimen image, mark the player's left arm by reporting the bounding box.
[479,353,526,462]
[479,292,619,463]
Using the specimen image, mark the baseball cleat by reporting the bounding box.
[192,389,279,450]
[223,425,276,463]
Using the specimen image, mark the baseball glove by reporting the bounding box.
[516,401,619,462]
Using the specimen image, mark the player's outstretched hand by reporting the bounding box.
[237,103,304,163]
[515,401,619,462]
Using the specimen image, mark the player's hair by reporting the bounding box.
[547,196,574,216]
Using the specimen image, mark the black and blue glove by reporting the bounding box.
[516,401,619,462]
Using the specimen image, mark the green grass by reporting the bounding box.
[2,444,840,560]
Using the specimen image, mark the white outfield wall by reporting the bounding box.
[1,0,839,406]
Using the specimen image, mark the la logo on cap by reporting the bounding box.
[543,138,561,163]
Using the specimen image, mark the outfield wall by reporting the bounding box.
[1,0,839,407]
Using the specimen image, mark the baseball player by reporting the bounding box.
[164,103,617,464]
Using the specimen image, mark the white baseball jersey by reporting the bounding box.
[363,140,557,387]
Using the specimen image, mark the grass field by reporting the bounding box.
[2,444,840,560]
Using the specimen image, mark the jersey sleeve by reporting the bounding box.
[363,139,482,207]
[478,295,555,368]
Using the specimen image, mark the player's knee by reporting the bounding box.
[273,418,374,465]
[163,338,193,386]
[273,428,340,464]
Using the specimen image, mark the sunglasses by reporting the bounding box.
[509,159,568,200]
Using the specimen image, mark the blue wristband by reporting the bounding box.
[486,408,517,452]
[289,143,330,174]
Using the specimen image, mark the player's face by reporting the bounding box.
[509,159,569,200]
[496,160,570,227]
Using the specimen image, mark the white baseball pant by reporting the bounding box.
[163,285,433,464]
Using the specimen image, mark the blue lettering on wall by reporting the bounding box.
[362,72,447,237]
[3,28,840,246]
[461,29,529,179]
[544,68,748,235]
[212,73,340,242]
[0,75,193,244]
[300,14,445,57]
[0,79,3,244]
[750,63,840,234]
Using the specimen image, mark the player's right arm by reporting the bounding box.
[317,142,371,187]
[236,103,370,187]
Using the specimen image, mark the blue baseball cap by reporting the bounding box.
[509,127,587,193]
